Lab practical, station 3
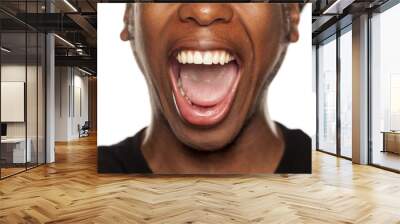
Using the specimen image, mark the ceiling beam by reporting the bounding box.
[312,15,335,33]
[55,55,96,70]
[322,0,356,14]
[67,14,97,39]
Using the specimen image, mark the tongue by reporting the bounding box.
[180,62,238,107]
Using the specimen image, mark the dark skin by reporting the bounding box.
[121,3,300,173]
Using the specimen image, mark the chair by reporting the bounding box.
[79,121,90,138]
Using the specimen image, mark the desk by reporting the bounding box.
[382,131,400,154]
[1,138,31,163]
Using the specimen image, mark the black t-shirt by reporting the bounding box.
[97,122,311,174]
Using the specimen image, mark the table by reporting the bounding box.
[1,138,32,163]
[382,131,400,154]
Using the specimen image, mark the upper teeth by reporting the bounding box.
[176,50,234,65]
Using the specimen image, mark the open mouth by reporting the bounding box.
[169,49,241,126]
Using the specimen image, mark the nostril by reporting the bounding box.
[181,16,200,24]
[214,17,230,24]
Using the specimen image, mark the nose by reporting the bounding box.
[178,4,233,26]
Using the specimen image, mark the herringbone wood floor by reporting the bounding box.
[0,134,400,224]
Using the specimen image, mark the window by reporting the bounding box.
[317,36,337,154]
[339,28,352,158]
[370,2,400,171]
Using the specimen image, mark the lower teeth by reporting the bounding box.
[186,96,192,105]
[178,77,192,105]
[179,86,185,97]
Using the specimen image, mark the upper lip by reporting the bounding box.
[168,38,242,67]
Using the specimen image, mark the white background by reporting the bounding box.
[98,4,314,146]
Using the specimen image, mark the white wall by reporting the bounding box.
[268,4,314,138]
[74,70,89,130]
[55,67,89,141]
[55,67,69,141]
[1,65,36,138]
[98,4,313,146]
[1,64,46,163]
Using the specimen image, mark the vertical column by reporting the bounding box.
[46,1,55,163]
[352,14,369,164]
[336,30,341,156]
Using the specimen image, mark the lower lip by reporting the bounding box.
[169,59,240,127]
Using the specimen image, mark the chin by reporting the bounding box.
[168,119,243,152]
[182,136,230,152]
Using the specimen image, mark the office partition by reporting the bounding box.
[0,0,47,179]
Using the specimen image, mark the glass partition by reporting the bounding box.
[0,31,28,177]
[38,32,45,165]
[317,36,337,155]
[27,31,38,169]
[0,1,46,179]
